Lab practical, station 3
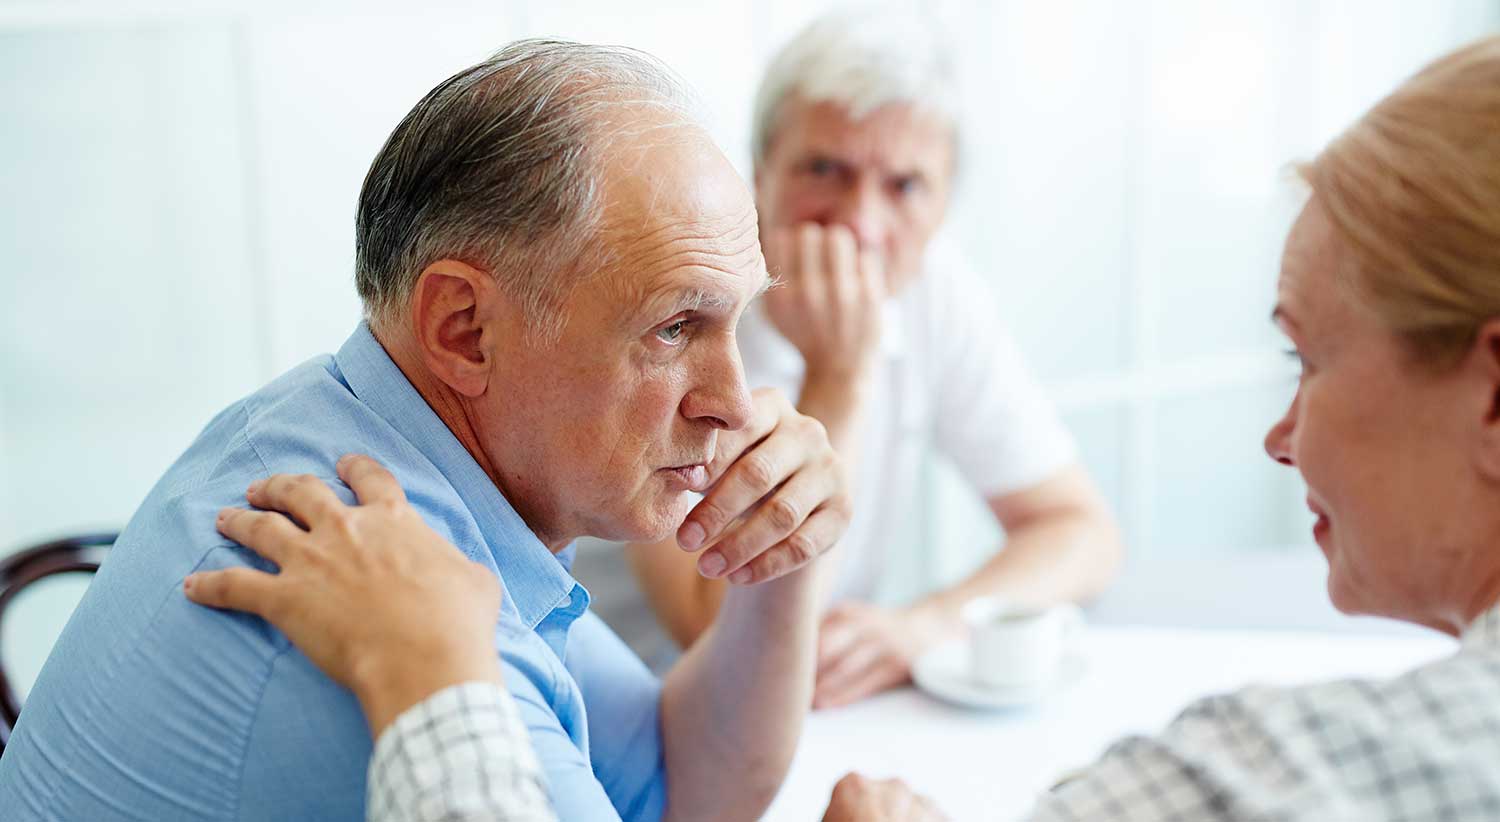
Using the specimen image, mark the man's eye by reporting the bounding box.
[657,320,688,344]
[891,176,923,196]
[808,158,837,177]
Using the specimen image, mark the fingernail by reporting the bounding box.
[698,551,726,577]
[678,521,706,551]
[247,480,264,496]
[729,568,752,585]
[182,575,195,591]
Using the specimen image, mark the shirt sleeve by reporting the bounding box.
[566,610,669,822]
[367,682,555,822]
[1022,660,1500,822]
[1025,686,1320,821]
[926,248,1078,498]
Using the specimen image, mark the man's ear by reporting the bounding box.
[409,259,507,398]
[1470,318,1500,482]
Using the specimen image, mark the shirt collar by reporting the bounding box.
[335,322,579,633]
[1461,598,1500,651]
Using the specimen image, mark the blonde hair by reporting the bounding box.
[1301,34,1500,367]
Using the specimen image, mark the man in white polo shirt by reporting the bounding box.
[619,8,1123,708]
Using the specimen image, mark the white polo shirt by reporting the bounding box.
[737,235,1078,604]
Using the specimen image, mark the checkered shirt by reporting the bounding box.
[1028,603,1500,822]
[367,682,555,822]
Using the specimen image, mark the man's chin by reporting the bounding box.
[593,492,695,545]
[647,492,697,541]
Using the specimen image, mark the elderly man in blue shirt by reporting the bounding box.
[0,40,849,822]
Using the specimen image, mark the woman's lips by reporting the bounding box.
[1307,497,1331,546]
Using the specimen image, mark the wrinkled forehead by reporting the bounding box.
[602,120,753,218]
[594,118,768,308]
[775,98,954,171]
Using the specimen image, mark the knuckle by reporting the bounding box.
[765,495,801,533]
[740,453,778,490]
[784,531,819,565]
[805,415,829,442]
[373,497,405,517]
[302,539,332,566]
[762,550,792,581]
[326,507,357,533]
[749,544,790,581]
[693,499,730,533]
[288,473,319,492]
[713,535,749,568]
[245,513,271,539]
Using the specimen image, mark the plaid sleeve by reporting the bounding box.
[367,682,555,822]
[1024,649,1500,822]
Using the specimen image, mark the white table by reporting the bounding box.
[763,625,1452,821]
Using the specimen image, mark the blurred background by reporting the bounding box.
[4,0,1498,692]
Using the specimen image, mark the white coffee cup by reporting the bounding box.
[961,598,1084,689]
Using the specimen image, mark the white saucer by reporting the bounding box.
[912,639,1086,710]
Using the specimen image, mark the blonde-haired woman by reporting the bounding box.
[180,35,1500,822]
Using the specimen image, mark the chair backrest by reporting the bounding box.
[0,533,116,755]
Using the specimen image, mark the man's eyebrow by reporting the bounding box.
[667,287,735,312]
[656,274,773,314]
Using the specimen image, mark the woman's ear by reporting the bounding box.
[1467,318,1500,482]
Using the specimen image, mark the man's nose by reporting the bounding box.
[832,179,889,251]
[682,347,754,432]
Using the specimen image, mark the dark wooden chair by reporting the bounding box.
[0,533,116,755]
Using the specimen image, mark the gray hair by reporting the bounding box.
[751,8,960,170]
[355,38,696,340]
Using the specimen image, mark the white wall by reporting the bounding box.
[2,0,1496,683]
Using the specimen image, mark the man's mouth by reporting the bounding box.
[660,463,710,491]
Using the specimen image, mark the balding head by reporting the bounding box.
[355,39,697,342]
[363,40,767,550]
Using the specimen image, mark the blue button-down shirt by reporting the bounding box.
[0,324,666,821]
